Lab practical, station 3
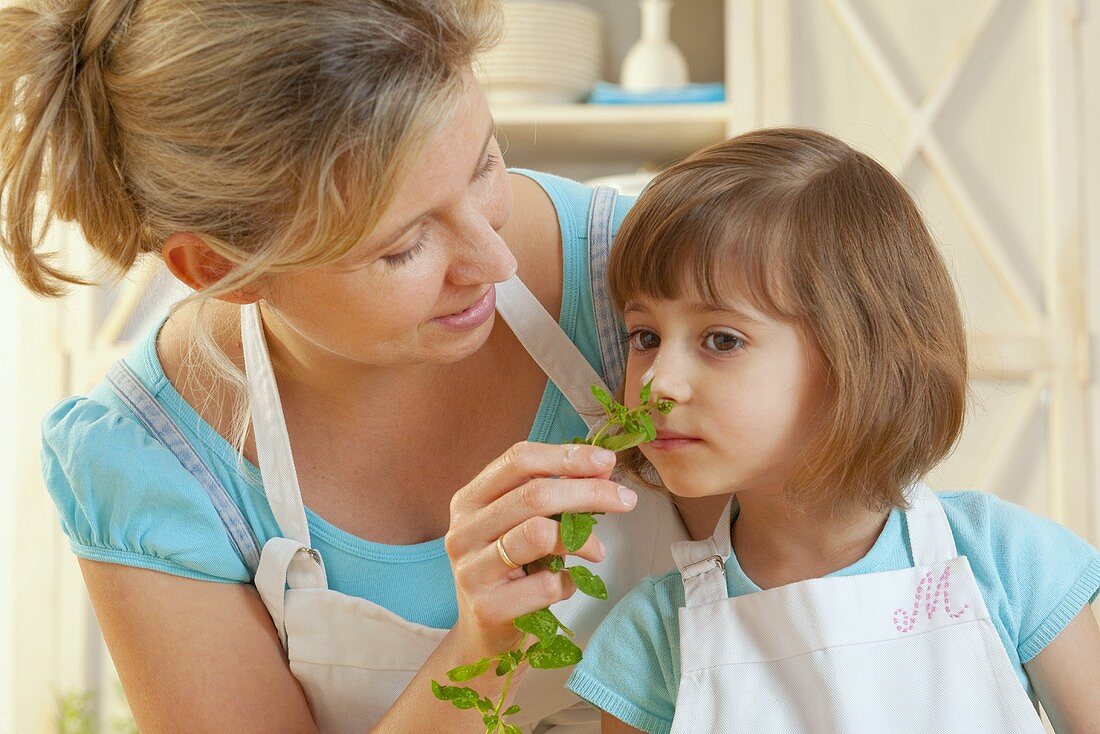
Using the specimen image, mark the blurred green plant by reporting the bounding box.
[56,683,137,734]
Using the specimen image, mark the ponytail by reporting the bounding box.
[0,0,145,297]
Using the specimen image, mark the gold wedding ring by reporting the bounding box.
[496,535,520,570]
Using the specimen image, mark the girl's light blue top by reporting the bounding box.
[567,492,1100,734]
[40,170,635,630]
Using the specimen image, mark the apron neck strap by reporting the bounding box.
[241,302,312,545]
[494,275,610,433]
[671,497,734,607]
[903,482,958,566]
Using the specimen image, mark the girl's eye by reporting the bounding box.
[627,329,660,352]
[473,152,498,181]
[382,239,425,267]
[704,331,745,353]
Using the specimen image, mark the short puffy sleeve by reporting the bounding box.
[41,395,252,583]
[567,573,684,734]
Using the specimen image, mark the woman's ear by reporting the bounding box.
[162,232,260,305]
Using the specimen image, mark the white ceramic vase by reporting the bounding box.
[620,0,689,92]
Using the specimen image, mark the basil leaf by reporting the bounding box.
[591,384,615,414]
[514,608,560,644]
[431,681,480,709]
[567,565,608,600]
[446,657,491,682]
[526,635,583,669]
[560,512,597,552]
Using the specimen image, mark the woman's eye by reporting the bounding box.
[627,329,660,351]
[473,152,498,181]
[382,239,425,267]
[704,331,745,353]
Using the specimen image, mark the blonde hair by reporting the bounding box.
[1,0,500,453]
[609,128,968,514]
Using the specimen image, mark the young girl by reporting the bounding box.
[566,128,1100,733]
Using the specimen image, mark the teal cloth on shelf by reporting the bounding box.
[587,81,726,105]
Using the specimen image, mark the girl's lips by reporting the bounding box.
[432,286,496,332]
[649,434,702,451]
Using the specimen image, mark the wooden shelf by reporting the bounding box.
[491,102,732,126]
[492,102,734,168]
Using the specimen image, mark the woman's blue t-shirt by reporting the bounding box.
[566,492,1100,734]
[40,170,635,629]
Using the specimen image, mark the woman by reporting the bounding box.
[0,1,722,731]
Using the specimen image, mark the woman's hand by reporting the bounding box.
[445,441,638,658]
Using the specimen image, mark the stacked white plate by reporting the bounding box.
[476,1,604,105]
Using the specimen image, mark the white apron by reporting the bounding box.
[239,187,686,732]
[668,484,1046,733]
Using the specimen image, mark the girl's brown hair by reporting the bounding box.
[609,128,968,513]
[0,0,500,451]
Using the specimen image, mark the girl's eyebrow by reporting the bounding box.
[624,300,766,326]
[688,301,767,325]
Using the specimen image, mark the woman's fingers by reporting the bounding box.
[481,476,637,545]
[451,441,617,516]
[464,569,579,629]
[454,516,607,590]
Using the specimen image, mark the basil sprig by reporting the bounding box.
[432,382,673,732]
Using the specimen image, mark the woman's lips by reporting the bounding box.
[432,286,497,332]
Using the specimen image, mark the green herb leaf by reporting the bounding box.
[526,635,583,669]
[560,512,597,552]
[567,565,608,600]
[446,658,491,682]
[482,713,498,728]
[598,432,646,452]
[591,384,615,414]
[503,705,521,716]
[514,608,561,644]
[431,681,481,709]
[640,380,652,404]
[503,725,523,734]
[547,554,565,573]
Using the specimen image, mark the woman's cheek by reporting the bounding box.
[485,166,514,232]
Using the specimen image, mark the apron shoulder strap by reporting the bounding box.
[671,497,734,607]
[904,482,959,566]
[587,185,628,399]
[241,303,312,545]
[493,280,608,433]
[494,185,623,434]
[106,361,262,577]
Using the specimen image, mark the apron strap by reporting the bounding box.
[671,497,734,607]
[106,361,262,576]
[254,536,329,649]
[494,279,609,434]
[241,303,313,546]
[904,482,959,566]
[587,186,628,400]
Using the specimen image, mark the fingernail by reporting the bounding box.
[597,538,607,557]
[618,486,637,507]
[593,449,616,466]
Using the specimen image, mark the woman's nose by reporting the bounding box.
[447,205,517,285]
[644,351,692,404]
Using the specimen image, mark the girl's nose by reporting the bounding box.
[644,351,691,404]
